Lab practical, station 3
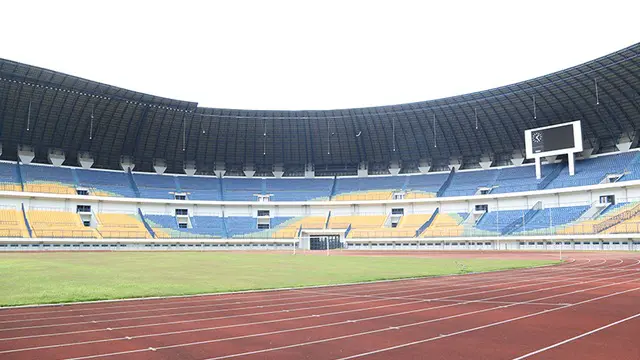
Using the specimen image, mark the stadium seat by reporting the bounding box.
[421,213,467,237]
[27,210,99,238]
[134,173,177,199]
[96,213,152,238]
[0,162,22,192]
[76,169,137,197]
[22,164,76,195]
[544,152,636,189]
[0,209,30,237]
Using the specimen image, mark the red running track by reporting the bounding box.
[0,251,639,360]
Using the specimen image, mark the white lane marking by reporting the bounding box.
[332,286,640,360]
[512,311,640,359]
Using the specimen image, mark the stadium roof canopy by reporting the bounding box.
[1,43,639,173]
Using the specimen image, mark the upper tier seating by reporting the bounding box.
[620,153,640,182]
[0,209,29,237]
[404,173,448,198]
[76,169,137,197]
[491,164,555,194]
[22,164,76,194]
[333,177,406,201]
[442,169,500,197]
[266,178,332,201]
[222,178,263,201]
[27,210,99,238]
[133,173,177,199]
[0,162,21,192]
[2,151,640,201]
[96,213,151,238]
[545,152,636,189]
[178,176,222,201]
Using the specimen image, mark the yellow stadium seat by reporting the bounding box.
[333,191,393,201]
[0,183,22,192]
[557,203,639,235]
[27,210,100,238]
[24,183,76,195]
[0,209,30,237]
[271,216,327,238]
[96,213,152,239]
[421,213,464,237]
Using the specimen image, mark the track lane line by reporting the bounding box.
[512,311,640,359]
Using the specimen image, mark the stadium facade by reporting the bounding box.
[0,43,639,251]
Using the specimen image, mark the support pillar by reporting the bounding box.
[304,163,315,178]
[214,162,225,178]
[357,162,368,177]
[48,149,66,166]
[418,159,430,174]
[389,160,400,175]
[153,159,167,174]
[17,145,35,164]
[184,160,196,176]
[273,163,284,178]
[244,164,255,178]
[568,152,575,176]
[120,156,135,171]
[78,152,94,168]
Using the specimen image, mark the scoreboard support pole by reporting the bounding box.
[535,157,542,179]
[568,152,575,176]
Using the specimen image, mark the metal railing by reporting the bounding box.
[32,229,98,238]
[99,230,150,238]
[594,203,640,233]
[0,229,25,238]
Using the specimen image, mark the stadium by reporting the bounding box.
[0,28,639,360]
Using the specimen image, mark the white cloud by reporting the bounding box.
[1,0,638,110]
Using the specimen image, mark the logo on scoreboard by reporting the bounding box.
[532,132,543,143]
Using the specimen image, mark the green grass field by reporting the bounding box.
[0,252,558,306]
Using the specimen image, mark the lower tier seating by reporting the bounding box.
[421,213,467,237]
[557,203,638,235]
[0,209,29,237]
[27,210,99,238]
[96,213,151,238]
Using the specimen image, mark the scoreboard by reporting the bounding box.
[525,121,582,159]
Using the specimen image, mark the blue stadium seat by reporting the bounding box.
[76,169,137,197]
[178,176,222,201]
[222,178,263,201]
[514,206,589,233]
[545,152,636,189]
[265,178,332,201]
[133,173,177,199]
[442,169,500,197]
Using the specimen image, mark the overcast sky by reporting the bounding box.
[1,0,638,110]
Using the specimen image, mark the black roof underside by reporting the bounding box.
[1,43,639,173]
